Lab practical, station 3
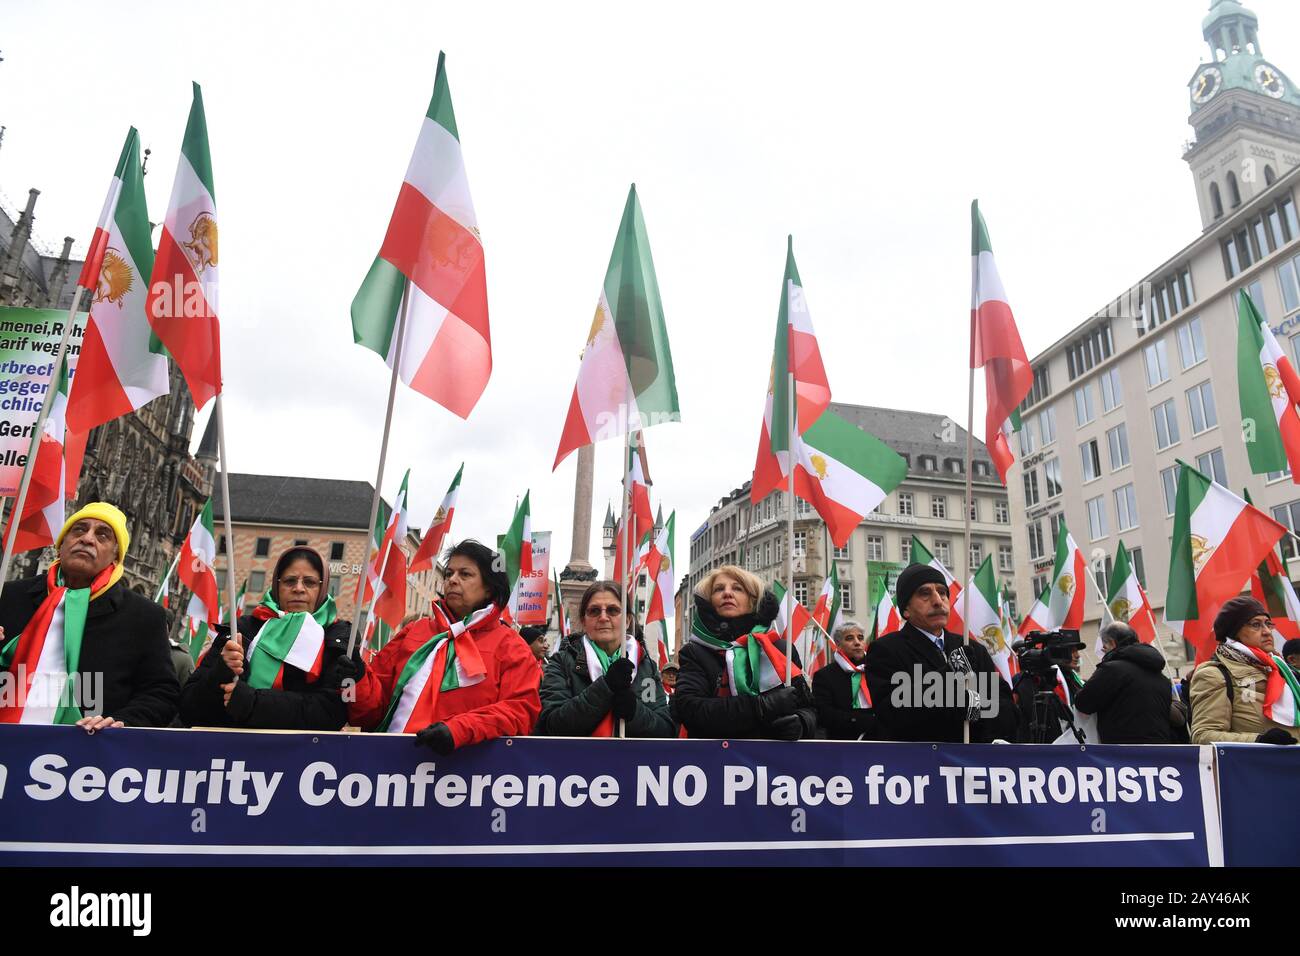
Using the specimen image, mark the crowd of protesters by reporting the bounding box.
[2,501,1298,752]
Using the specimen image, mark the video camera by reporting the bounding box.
[1014,630,1085,676]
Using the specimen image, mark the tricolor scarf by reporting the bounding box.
[377,603,499,733]
[0,562,117,724]
[832,648,871,708]
[243,592,336,689]
[1225,639,1300,727]
[688,617,801,696]
[581,635,640,737]
[1053,667,1085,708]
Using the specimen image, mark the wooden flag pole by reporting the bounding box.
[0,293,81,602]
[214,394,239,630]
[346,281,410,659]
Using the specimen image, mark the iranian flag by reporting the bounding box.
[965,555,1017,684]
[66,127,169,433]
[366,469,410,630]
[1107,541,1157,644]
[772,580,812,651]
[970,201,1032,484]
[154,552,179,609]
[352,53,490,419]
[410,463,463,573]
[186,616,209,664]
[627,430,654,542]
[501,492,533,620]
[869,575,901,641]
[552,570,570,646]
[179,498,219,628]
[1165,461,1287,663]
[812,561,844,639]
[219,578,250,626]
[6,357,70,553]
[909,536,964,634]
[146,83,222,410]
[554,185,680,468]
[997,581,1019,649]
[1237,288,1300,483]
[644,511,676,667]
[1250,542,1300,641]
[1019,522,1086,635]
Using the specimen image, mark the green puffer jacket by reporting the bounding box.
[536,633,676,738]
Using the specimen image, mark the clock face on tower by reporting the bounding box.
[1255,63,1286,98]
[1192,67,1222,104]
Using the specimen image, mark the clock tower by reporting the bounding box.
[1184,1,1300,229]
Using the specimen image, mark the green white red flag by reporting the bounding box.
[554,185,679,468]
[410,463,463,573]
[146,83,222,410]
[178,498,219,627]
[67,127,169,433]
[772,580,812,652]
[644,511,676,667]
[964,555,1017,684]
[501,492,533,621]
[1019,522,1086,635]
[7,356,70,553]
[909,536,964,634]
[366,469,410,630]
[970,201,1032,484]
[870,575,901,641]
[1165,461,1286,663]
[1237,288,1300,483]
[812,561,844,640]
[552,570,570,645]
[627,431,654,542]
[352,53,491,419]
[154,552,179,609]
[377,605,495,733]
[1107,541,1157,644]
[1250,543,1300,641]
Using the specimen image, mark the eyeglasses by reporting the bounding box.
[1244,617,1274,632]
[280,576,322,590]
[584,605,622,619]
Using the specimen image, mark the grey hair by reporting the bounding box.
[833,621,866,642]
[1099,622,1138,648]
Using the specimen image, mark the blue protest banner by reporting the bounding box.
[0,726,1221,865]
[1213,743,1300,867]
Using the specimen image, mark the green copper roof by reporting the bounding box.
[1189,56,1300,110]
[1204,0,1256,33]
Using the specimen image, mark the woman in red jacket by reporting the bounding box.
[343,539,541,752]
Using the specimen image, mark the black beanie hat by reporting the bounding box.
[1212,596,1269,642]
[894,563,947,612]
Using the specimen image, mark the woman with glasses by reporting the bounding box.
[535,582,674,737]
[1189,596,1300,744]
[180,546,356,730]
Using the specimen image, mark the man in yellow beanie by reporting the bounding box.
[0,502,178,728]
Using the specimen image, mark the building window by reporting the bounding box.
[931,496,947,519]
[329,577,341,598]
[217,535,227,555]
[1266,165,1277,186]
[1176,316,1207,369]
[1152,399,1180,450]
[216,569,228,592]
[1160,464,1181,516]
[944,458,963,475]
[1023,470,1040,508]
[900,537,911,563]
[1099,367,1123,412]
[1274,500,1300,560]
[833,541,850,559]
[1227,171,1241,208]
[1080,439,1101,483]
[1195,447,1227,486]
[1130,547,1147,588]
[1065,322,1114,381]
[1269,464,1292,483]
[330,541,345,561]
[839,583,854,613]
[920,455,937,472]
[763,542,771,567]
[1027,521,1045,561]
[1022,364,1052,408]
[998,543,1014,573]
[1143,339,1170,387]
[1114,484,1139,531]
[1043,458,1063,498]
[249,570,266,593]
[1037,407,1056,446]
[255,537,271,558]
[1278,253,1300,314]
[793,531,807,557]
[1246,280,1267,321]
[1050,512,1066,543]
[1073,385,1095,427]
[970,541,984,568]
[934,539,951,566]
[1187,381,1218,433]
[798,498,813,516]
[293,538,308,546]
[1018,418,1038,457]
[897,492,914,517]
[867,535,884,561]
[1106,423,1131,470]
[995,500,1009,524]
[794,581,808,606]
[969,500,979,522]
[1210,182,1224,220]
[1086,496,1108,541]
[973,461,990,477]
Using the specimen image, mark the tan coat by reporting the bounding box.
[1189,646,1300,744]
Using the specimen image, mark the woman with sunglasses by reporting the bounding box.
[180,546,356,730]
[535,581,674,737]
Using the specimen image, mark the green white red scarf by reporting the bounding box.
[833,648,871,708]
[581,634,639,737]
[243,592,336,689]
[0,563,116,724]
[688,617,800,696]
[377,602,497,733]
[1226,639,1300,727]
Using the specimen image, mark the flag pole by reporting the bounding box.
[785,368,796,687]
[0,293,82,600]
[214,395,239,629]
[154,549,182,603]
[618,428,633,738]
[346,281,410,659]
[822,519,834,664]
[961,212,979,746]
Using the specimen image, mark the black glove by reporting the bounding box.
[611,689,636,721]
[415,722,457,754]
[766,714,804,741]
[604,656,635,693]
[1256,728,1298,745]
[754,684,801,723]
[323,654,365,689]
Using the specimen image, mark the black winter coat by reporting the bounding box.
[1074,642,1174,744]
[179,613,352,730]
[812,659,885,740]
[671,638,816,739]
[536,634,675,737]
[0,573,178,726]
[863,623,1019,743]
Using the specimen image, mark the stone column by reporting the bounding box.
[559,443,598,629]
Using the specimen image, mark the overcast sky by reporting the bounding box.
[6,0,1300,576]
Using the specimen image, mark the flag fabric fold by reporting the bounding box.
[410,463,463,573]
[1237,289,1300,482]
[178,498,219,627]
[1019,522,1086,635]
[1107,541,1157,644]
[7,357,70,553]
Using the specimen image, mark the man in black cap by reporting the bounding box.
[863,563,1017,742]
